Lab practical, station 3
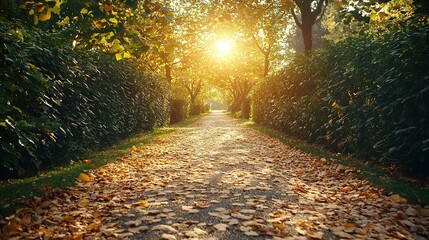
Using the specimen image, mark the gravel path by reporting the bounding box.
[2,111,428,239]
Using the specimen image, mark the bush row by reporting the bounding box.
[253,19,429,174]
[1,20,170,177]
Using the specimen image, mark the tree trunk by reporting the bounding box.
[264,53,269,77]
[301,21,313,53]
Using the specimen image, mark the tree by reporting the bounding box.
[289,0,328,52]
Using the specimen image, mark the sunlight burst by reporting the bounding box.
[216,39,234,56]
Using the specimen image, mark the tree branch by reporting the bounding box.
[290,9,302,29]
[314,0,328,24]
[311,0,327,23]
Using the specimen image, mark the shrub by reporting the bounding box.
[170,99,188,124]
[253,18,429,174]
[0,20,169,177]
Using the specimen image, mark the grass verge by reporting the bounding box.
[0,115,203,219]
[242,120,429,206]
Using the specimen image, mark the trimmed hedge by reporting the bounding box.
[253,19,429,174]
[1,20,169,177]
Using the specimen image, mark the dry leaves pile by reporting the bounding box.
[1,112,428,239]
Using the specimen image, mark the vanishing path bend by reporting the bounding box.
[4,112,428,239]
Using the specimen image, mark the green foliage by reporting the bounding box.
[0,20,169,177]
[253,18,429,174]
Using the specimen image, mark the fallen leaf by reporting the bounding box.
[244,230,259,236]
[161,233,177,240]
[83,159,92,165]
[128,226,149,233]
[344,223,356,228]
[136,199,149,208]
[193,227,208,235]
[307,231,324,239]
[78,173,91,183]
[20,213,31,225]
[420,208,429,217]
[213,223,229,231]
[152,225,178,233]
[388,194,407,203]
[405,207,418,216]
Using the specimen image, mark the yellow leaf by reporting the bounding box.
[56,16,69,26]
[80,8,88,14]
[370,12,377,21]
[83,159,92,165]
[273,222,286,230]
[78,198,90,207]
[298,221,308,227]
[112,42,123,53]
[39,11,51,21]
[123,51,131,58]
[52,5,61,14]
[115,52,123,60]
[109,17,118,24]
[29,9,35,15]
[136,199,149,207]
[131,145,138,151]
[78,173,91,182]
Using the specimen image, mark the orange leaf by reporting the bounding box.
[87,223,101,231]
[94,21,103,30]
[344,223,356,228]
[20,213,31,225]
[38,10,51,21]
[273,222,286,230]
[83,159,92,165]
[104,4,113,12]
[36,227,54,237]
[136,199,149,208]
[2,220,20,237]
[78,173,91,182]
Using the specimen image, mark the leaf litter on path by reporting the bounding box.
[1,112,428,239]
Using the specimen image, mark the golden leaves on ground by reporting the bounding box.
[1,113,428,239]
[78,173,91,183]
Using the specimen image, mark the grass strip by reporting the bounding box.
[0,115,202,219]
[242,120,429,206]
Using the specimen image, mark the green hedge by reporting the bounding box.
[1,20,169,177]
[253,19,429,174]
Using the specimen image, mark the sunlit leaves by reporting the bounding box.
[78,173,91,183]
[38,10,51,21]
[20,0,64,24]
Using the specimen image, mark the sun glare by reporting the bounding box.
[216,39,234,56]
